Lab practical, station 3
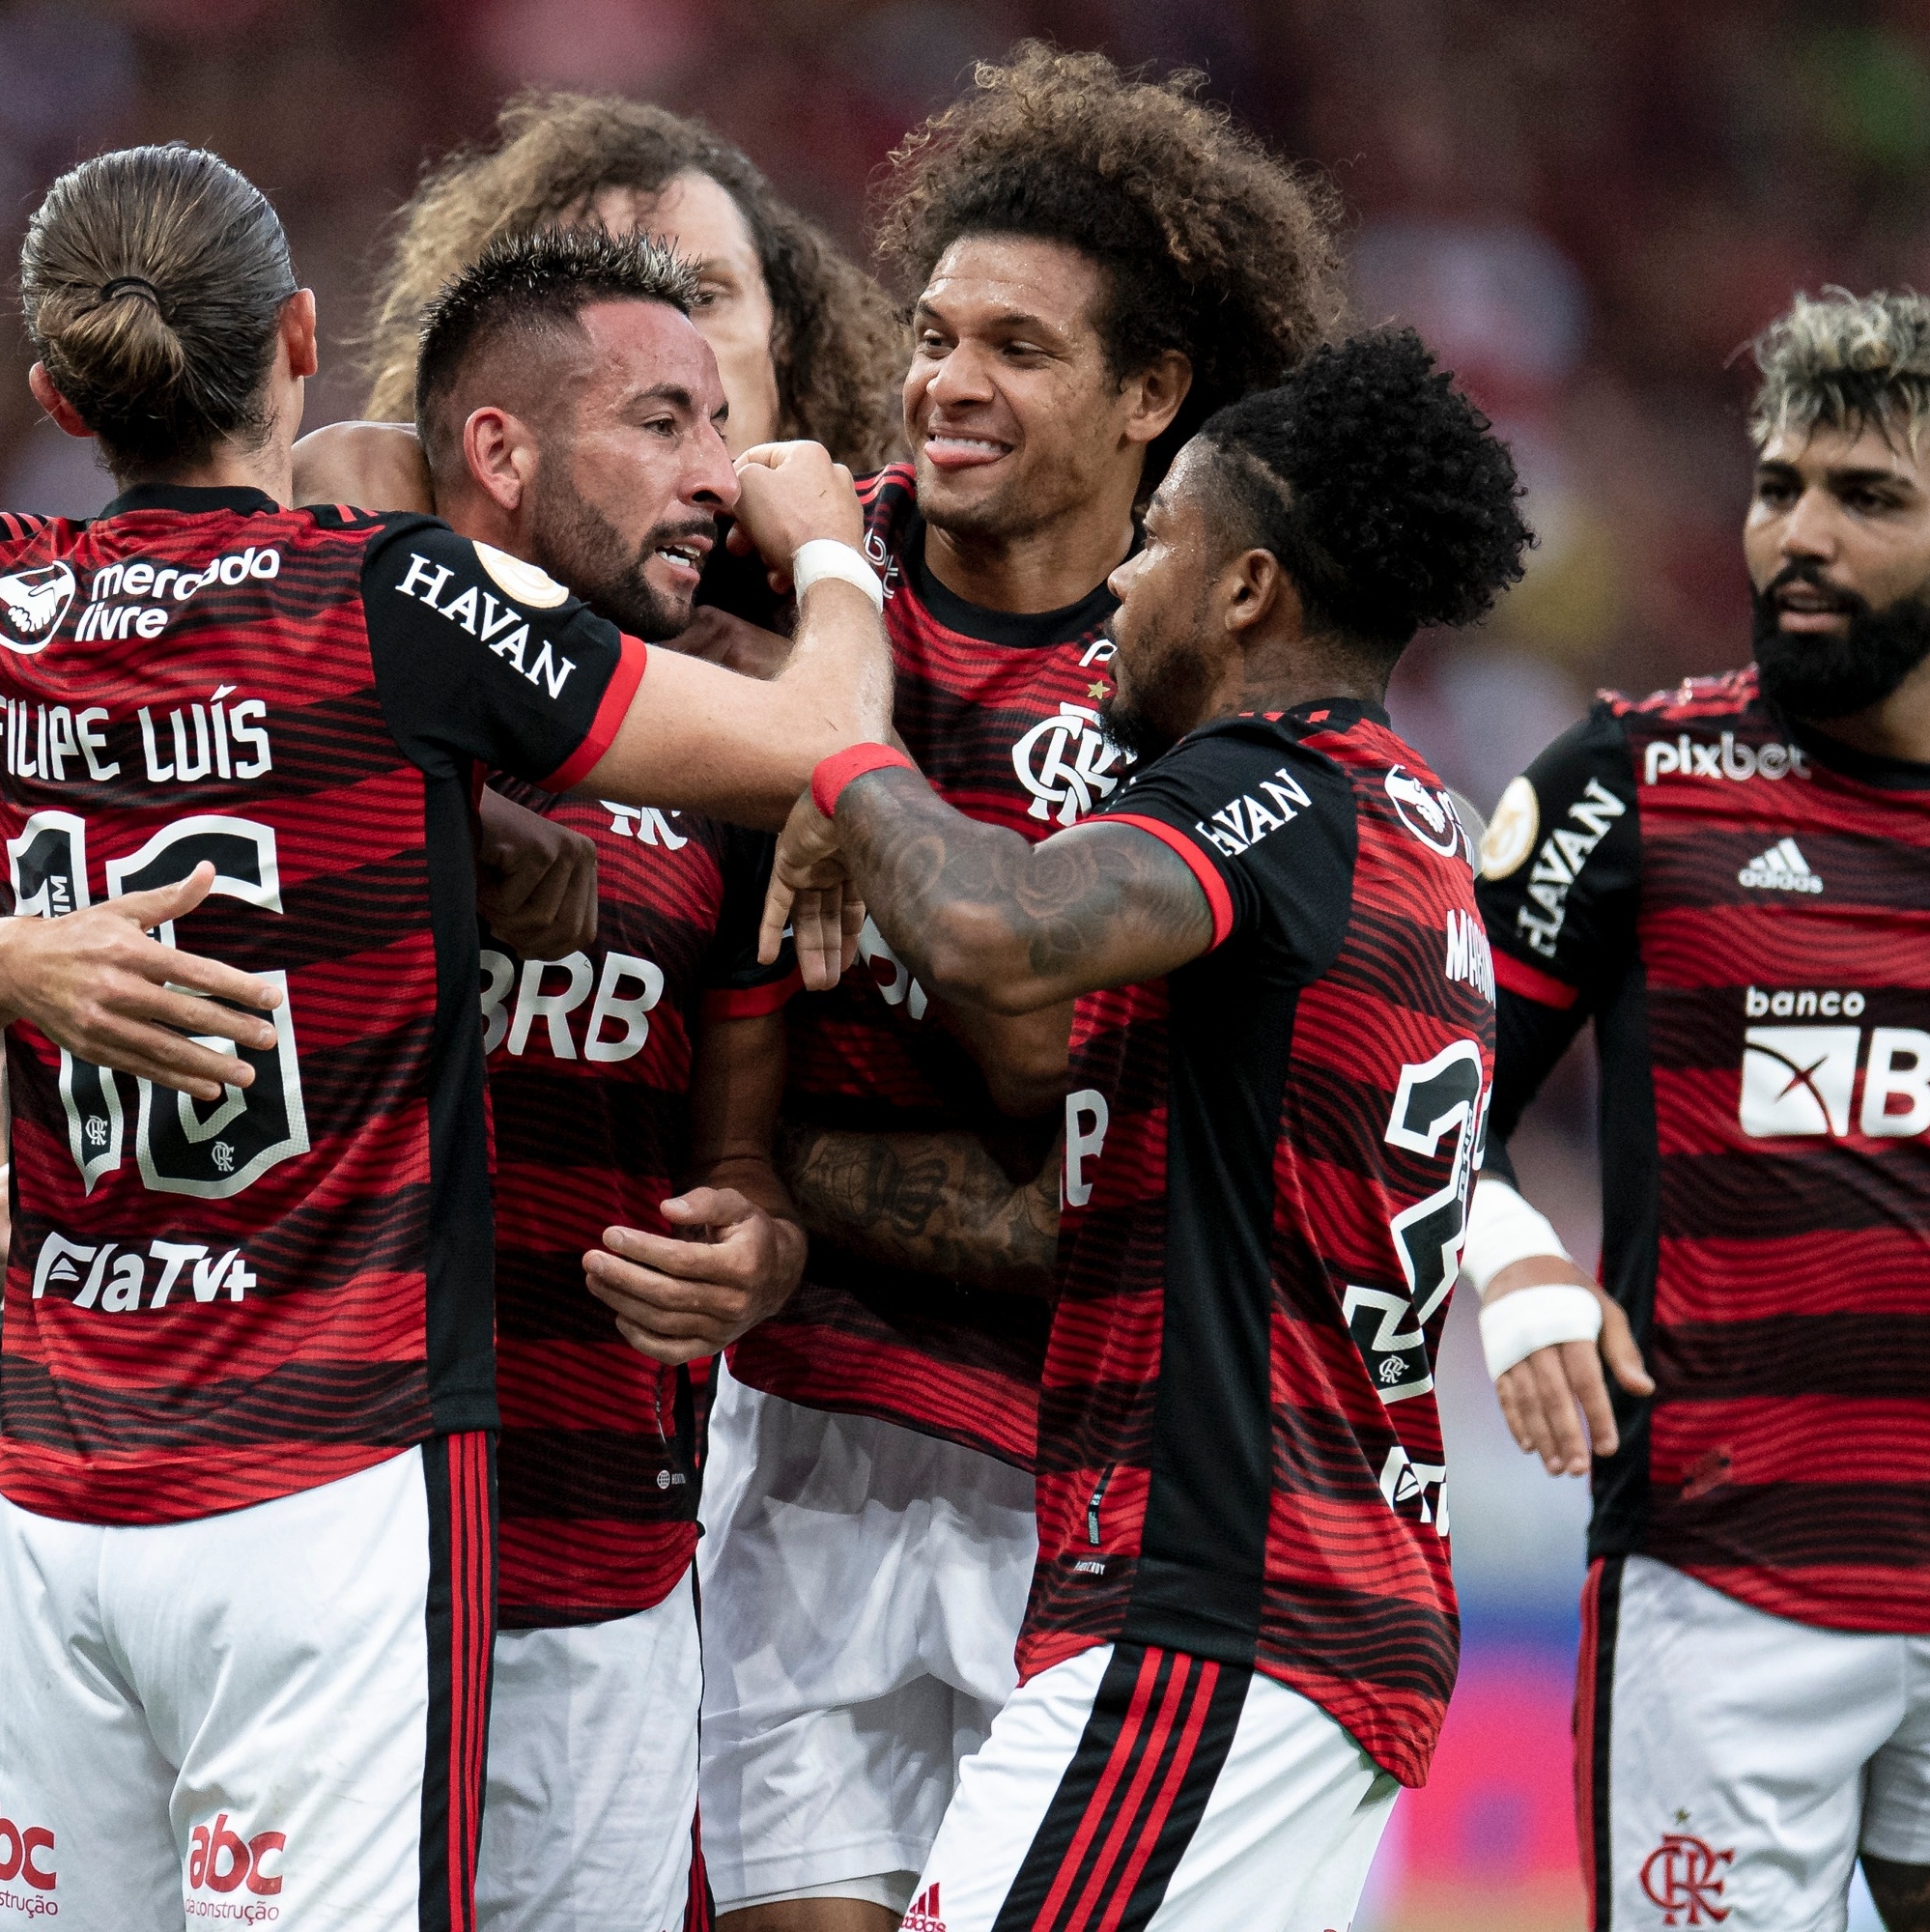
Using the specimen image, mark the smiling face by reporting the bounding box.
[588,171,781,456]
[1745,420,1930,718]
[526,297,737,640]
[905,234,1157,547]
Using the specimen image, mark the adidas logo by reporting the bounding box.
[903,1883,947,1931]
[1738,838,1823,894]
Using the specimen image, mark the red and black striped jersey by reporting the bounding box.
[0,484,643,1526]
[484,784,793,1628]
[1477,668,1930,1634]
[732,462,1128,1468]
[1020,702,1491,1789]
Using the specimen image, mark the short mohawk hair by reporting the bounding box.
[874,43,1346,490]
[413,224,697,446]
[1198,329,1531,657]
[1749,288,1930,448]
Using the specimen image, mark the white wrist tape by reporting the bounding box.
[1480,1285,1604,1379]
[1460,1177,1573,1299]
[792,539,884,611]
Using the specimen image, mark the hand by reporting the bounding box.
[583,1187,807,1365]
[758,786,864,990]
[0,863,282,1101]
[291,420,434,513]
[476,787,598,958]
[726,440,863,587]
[1490,1256,1655,1475]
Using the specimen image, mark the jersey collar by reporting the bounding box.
[905,507,1121,650]
[100,483,281,519]
[1787,716,1930,790]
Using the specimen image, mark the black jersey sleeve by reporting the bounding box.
[362,519,645,788]
[1475,700,1642,1160]
[1097,720,1358,978]
[699,825,801,1018]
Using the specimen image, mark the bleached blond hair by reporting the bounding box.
[1749,288,1930,447]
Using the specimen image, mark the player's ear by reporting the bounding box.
[1224,547,1294,637]
[462,407,536,515]
[1122,350,1193,446]
[28,363,93,440]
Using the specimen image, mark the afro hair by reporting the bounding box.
[1197,328,1531,655]
[874,43,1346,488]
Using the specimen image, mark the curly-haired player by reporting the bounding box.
[753,329,1529,1932]
[644,49,1348,1929]
[362,89,903,471]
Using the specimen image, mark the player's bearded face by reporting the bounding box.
[1100,487,1220,760]
[527,456,711,643]
[1752,560,1930,719]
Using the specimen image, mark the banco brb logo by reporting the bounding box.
[1639,1832,1732,1924]
[1011,703,1126,826]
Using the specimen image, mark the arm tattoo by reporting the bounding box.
[839,770,1214,1002]
[778,1120,1059,1297]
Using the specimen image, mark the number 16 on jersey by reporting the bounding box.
[9,810,309,1199]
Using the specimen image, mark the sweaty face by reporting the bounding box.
[1099,446,1224,760]
[526,299,737,641]
[588,173,781,455]
[906,235,1142,545]
[1746,422,1930,719]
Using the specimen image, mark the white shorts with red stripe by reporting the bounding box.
[697,1364,1036,1916]
[905,1640,1397,1932]
[0,1437,495,1931]
[1577,1553,1930,1930]
[476,1566,709,1932]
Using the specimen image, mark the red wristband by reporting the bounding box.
[810,743,915,818]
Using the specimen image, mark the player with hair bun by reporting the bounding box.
[0,141,888,1932]
[753,329,1529,1932]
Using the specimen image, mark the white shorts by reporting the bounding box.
[0,1437,495,1931]
[476,1568,705,1932]
[1580,1553,1930,1929]
[696,1366,1036,1915]
[908,1640,1398,1932]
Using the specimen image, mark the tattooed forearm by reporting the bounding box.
[778,1120,1060,1297]
[834,768,1215,1011]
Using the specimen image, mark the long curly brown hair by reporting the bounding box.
[874,44,1347,486]
[359,91,905,469]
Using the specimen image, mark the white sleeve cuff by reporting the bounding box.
[1461,1176,1573,1299]
[1480,1284,1604,1379]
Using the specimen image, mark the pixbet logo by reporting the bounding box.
[187,1815,283,1899]
[1010,703,1126,826]
[1638,1831,1732,1924]
[1642,730,1806,785]
[0,1818,55,1893]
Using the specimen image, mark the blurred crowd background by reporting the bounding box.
[8,2,1923,1925]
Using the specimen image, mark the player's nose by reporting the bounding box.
[925,338,997,410]
[1779,484,1838,558]
[686,420,740,512]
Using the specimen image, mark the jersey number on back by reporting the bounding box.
[1344,1037,1487,1405]
[9,810,309,1198]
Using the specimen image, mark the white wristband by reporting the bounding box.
[1461,1177,1573,1299]
[792,539,884,611]
[1480,1284,1604,1380]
